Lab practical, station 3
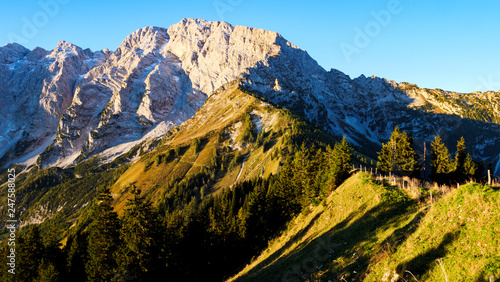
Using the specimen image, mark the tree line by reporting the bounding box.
[377,127,484,184]
[1,138,353,282]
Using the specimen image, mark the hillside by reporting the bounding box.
[1,84,350,281]
[108,83,308,213]
[0,84,303,233]
[229,173,500,281]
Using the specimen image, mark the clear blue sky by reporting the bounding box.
[1,0,499,93]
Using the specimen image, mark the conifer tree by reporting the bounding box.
[117,186,159,281]
[463,152,478,181]
[454,136,467,173]
[431,135,452,182]
[65,231,88,282]
[289,143,313,207]
[39,224,64,281]
[38,259,61,282]
[86,186,121,281]
[378,127,418,175]
[326,137,353,190]
[452,137,479,182]
[244,183,270,247]
[17,225,43,281]
[267,163,301,221]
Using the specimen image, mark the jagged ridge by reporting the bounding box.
[1,18,499,174]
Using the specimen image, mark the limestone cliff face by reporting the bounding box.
[2,18,500,173]
[0,41,103,164]
[40,19,313,167]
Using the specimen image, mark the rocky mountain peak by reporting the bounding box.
[47,40,95,63]
[26,47,49,61]
[0,43,30,64]
[2,19,499,174]
[118,26,169,52]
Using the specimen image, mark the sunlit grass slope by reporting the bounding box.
[366,183,500,281]
[229,173,500,281]
[109,84,292,213]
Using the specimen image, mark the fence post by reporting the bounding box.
[488,170,491,185]
[489,274,495,282]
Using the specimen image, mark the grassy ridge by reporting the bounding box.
[229,173,500,281]
[367,183,500,281]
[108,85,291,214]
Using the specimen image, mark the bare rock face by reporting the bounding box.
[39,19,321,167]
[165,19,285,95]
[41,26,205,166]
[3,18,500,173]
[0,41,103,165]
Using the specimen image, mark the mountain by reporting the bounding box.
[0,41,106,166]
[1,18,499,281]
[0,83,345,281]
[1,82,335,230]
[108,84,305,212]
[1,18,500,174]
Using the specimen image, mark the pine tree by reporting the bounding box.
[454,136,467,172]
[291,143,316,208]
[327,137,353,190]
[431,135,452,182]
[38,259,61,282]
[463,152,478,181]
[244,182,271,247]
[17,225,43,281]
[65,231,88,282]
[378,140,394,173]
[39,224,64,281]
[117,186,159,281]
[452,137,479,182]
[268,164,301,221]
[86,186,121,281]
[398,131,418,172]
[378,127,418,175]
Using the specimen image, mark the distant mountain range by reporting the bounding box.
[1,18,499,174]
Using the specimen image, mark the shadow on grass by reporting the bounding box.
[396,230,460,279]
[379,210,426,253]
[237,197,421,282]
[475,259,500,282]
[238,202,367,281]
